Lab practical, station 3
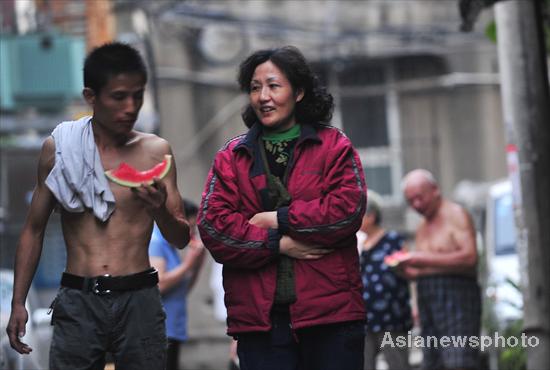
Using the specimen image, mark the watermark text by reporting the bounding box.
[381,331,539,352]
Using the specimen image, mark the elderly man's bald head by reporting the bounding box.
[402,169,441,218]
[402,169,438,191]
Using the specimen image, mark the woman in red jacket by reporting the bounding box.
[198,45,367,370]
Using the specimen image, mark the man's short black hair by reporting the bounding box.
[83,42,147,94]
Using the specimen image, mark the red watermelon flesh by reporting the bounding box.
[384,255,399,267]
[384,250,409,267]
[105,155,172,187]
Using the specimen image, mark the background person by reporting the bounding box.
[198,45,367,370]
[209,260,240,370]
[149,199,205,370]
[6,42,190,370]
[399,169,481,370]
[357,191,413,370]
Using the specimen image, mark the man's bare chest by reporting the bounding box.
[417,223,458,253]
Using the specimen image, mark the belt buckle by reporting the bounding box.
[92,274,112,295]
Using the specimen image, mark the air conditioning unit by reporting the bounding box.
[0,33,85,112]
[0,37,15,110]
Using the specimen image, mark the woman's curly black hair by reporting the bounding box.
[237,45,334,128]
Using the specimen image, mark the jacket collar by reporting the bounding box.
[233,122,321,155]
[233,122,322,178]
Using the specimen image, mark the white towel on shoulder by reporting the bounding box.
[45,116,115,222]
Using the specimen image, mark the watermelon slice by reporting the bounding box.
[105,155,172,188]
[384,250,409,267]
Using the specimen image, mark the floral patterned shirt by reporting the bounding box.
[359,230,413,333]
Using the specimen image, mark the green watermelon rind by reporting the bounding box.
[105,154,172,188]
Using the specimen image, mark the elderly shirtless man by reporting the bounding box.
[6,42,189,370]
[399,169,481,370]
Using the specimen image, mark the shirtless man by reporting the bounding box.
[400,169,481,370]
[6,42,189,370]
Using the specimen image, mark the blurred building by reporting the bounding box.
[113,0,505,231]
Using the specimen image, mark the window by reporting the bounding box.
[364,166,393,196]
[494,193,517,256]
[340,96,388,148]
[313,55,446,201]
[336,59,402,200]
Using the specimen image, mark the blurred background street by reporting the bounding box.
[178,259,233,370]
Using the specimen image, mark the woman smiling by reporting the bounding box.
[198,46,368,370]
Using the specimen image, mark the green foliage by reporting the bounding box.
[483,0,550,54]
[497,280,526,370]
[482,276,526,370]
[485,21,497,43]
[498,318,527,370]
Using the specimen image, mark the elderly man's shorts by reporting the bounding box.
[49,285,166,370]
[417,275,481,370]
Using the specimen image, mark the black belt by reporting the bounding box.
[60,268,158,295]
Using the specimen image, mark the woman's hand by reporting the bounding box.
[279,235,333,260]
[249,211,278,229]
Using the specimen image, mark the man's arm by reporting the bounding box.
[398,264,475,279]
[183,238,205,292]
[405,248,476,271]
[7,137,56,354]
[400,207,477,277]
[132,142,190,249]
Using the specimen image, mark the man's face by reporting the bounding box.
[404,181,438,218]
[85,73,145,135]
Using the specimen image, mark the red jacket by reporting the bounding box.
[198,123,367,335]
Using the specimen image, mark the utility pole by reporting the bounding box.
[85,0,115,50]
[495,1,550,369]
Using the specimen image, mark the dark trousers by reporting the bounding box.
[237,310,364,370]
[49,286,166,370]
[166,338,181,370]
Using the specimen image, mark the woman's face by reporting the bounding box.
[249,61,303,132]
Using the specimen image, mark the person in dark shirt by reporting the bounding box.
[357,191,412,370]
